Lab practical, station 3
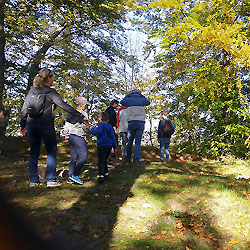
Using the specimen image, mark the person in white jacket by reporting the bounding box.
[117,106,128,161]
[63,97,89,185]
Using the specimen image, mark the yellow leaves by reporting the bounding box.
[228,238,239,245]
[161,230,168,235]
[149,0,180,10]
[245,136,250,149]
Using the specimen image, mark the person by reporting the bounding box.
[116,106,128,161]
[105,99,119,160]
[87,112,117,183]
[157,111,175,162]
[120,89,150,163]
[63,96,89,185]
[20,68,84,187]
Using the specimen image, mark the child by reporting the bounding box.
[63,96,89,185]
[87,112,117,183]
[157,111,175,162]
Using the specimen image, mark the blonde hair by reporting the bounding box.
[33,68,54,88]
[161,111,168,119]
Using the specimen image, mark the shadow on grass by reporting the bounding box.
[0,139,249,249]
[0,157,149,249]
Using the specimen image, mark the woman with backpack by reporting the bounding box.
[20,68,83,187]
[157,111,175,162]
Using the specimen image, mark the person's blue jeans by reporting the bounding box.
[159,137,170,161]
[68,134,87,176]
[26,123,57,183]
[126,121,145,161]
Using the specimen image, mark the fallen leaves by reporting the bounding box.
[228,238,239,245]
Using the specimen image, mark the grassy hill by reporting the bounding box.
[0,136,249,250]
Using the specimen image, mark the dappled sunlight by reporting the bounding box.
[57,197,79,210]
[15,189,82,211]
[110,162,250,249]
[1,139,249,249]
[112,194,165,240]
[207,189,250,241]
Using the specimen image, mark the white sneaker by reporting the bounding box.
[47,181,61,187]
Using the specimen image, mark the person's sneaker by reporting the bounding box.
[30,182,44,187]
[104,173,109,179]
[67,178,74,184]
[69,175,83,185]
[97,175,104,183]
[46,181,61,187]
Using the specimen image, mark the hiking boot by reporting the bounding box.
[69,175,83,185]
[30,182,44,187]
[46,181,61,187]
[97,175,104,183]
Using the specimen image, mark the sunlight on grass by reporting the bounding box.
[208,189,250,240]
[110,161,250,250]
[210,156,250,178]
[57,197,79,210]
[113,195,165,239]
[2,141,250,250]
[24,189,81,211]
[82,181,96,188]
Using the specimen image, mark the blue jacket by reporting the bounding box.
[91,122,117,148]
[120,93,150,107]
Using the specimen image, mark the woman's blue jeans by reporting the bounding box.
[126,121,145,161]
[26,123,57,183]
[159,137,170,161]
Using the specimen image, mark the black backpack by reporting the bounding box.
[25,92,46,117]
[163,119,174,137]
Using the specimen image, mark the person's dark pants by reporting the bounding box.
[120,132,128,160]
[126,121,145,161]
[68,134,88,176]
[26,123,57,183]
[110,133,118,159]
[97,145,112,176]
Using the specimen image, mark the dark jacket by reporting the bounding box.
[20,86,82,128]
[120,93,150,122]
[158,119,175,139]
[105,106,117,128]
[120,93,150,107]
[91,122,117,148]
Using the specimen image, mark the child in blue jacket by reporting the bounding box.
[87,112,117,183]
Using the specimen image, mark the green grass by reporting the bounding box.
[0,137,249,249]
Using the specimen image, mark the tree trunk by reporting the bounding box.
[0,108,9,157]
[27,25,68,90]
[0,0,9,158]
[0,0,5,109]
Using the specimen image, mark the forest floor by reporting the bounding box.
[0,136,249,250]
